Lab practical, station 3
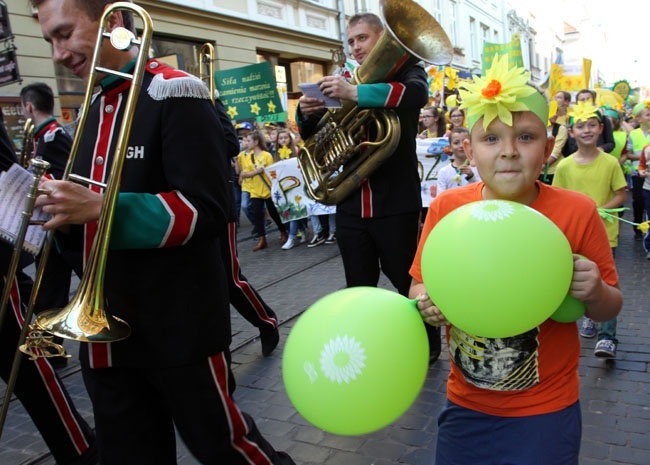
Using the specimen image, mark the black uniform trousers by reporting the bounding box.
[81,350,295,465]
[221,221,277,331]
[0,273,95,465]
[335,209,441,357]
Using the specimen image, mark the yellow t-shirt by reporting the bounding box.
[553,151,627,247]
[238,150,274,198]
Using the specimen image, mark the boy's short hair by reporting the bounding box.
[575,89,596,103]
[449,126,469,138]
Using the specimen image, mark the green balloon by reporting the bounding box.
[551,254,587,323]
[550,294,586,323]
[421,200,573,338]
[282,287,429,436]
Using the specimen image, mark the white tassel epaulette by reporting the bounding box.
[147,72,211,101]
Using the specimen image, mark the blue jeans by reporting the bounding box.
[598,318,618,343]
[240,191,256,226]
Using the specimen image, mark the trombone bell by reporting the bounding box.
[36,300,130,343]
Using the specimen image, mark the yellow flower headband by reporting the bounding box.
[568,101,601,126]
[458,54,548,131]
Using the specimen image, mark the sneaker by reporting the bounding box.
[281,238,295,250]
[325,233,336,244]
[579,317,597,338]
[594,339,617,358]
[307,233,326,248]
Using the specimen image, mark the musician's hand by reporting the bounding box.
[298,96,325,116]
[318,75,357,102]
[35,180,103,230]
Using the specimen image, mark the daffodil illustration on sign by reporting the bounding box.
[250,102,261,115]
[319,335,367,384]
[267,100,277,113]
[227,106,238,119]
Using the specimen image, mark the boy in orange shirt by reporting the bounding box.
[408,55,622,465]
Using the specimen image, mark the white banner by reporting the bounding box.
[265,159,336,224]
[265,138,453,219]
[417,137,452,207]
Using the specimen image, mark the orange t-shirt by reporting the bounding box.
[410,181,618,417]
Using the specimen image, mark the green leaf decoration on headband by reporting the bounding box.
[569,101,600,124]
[458,54,535,130]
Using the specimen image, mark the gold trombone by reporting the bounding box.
[199,42,216,104]
[32,2,153,342]
[19,118,35,168]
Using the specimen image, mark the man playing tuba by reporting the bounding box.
[298,11,442,362]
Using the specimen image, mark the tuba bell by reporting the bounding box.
[297,0,452,205]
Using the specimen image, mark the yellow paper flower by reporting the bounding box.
[458,54,535,130]
[445,67,458,91]
[638,221,650,234]
[278,146,293,160]
[569,101,600,124]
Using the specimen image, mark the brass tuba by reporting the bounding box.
[34,2,153,342]
[297,0,452,205]
[19,118,35,168]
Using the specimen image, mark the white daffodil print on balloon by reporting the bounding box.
[319,335,367,384]
[470,200,516,222]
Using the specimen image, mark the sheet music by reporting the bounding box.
[0,164,50,255]
[298,83,342,108]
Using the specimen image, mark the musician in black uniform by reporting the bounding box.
[0,113,97,465]
[21,83,75,364]
[32,1,294,463]
[298,12,441,362]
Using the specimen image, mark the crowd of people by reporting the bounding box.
[0,1,642,464]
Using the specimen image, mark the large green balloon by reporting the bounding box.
[282,287,429,436]
[421,200,573,338]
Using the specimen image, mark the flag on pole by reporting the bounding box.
[482,34,523,74]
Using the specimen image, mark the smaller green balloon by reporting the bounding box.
[551,254,587,323]
[550,294,586,323]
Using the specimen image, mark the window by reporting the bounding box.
[431,0,443,23]
[449,0,458,46]
[469,17,477,60]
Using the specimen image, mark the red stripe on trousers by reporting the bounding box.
[209,353,273,464]
[227,222,277,326]
[8,278,91,453]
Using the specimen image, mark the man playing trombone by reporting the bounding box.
[31,1,295,463]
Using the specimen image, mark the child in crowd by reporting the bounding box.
[277,129,309,250]
[553,101,627,358]
[444,106,466,137]
[626,101,650,240]
[418,106,446,139]
[238,130,288,250]
[436,126,480,195]
[638,144,650,258]
[409,55,622,465]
